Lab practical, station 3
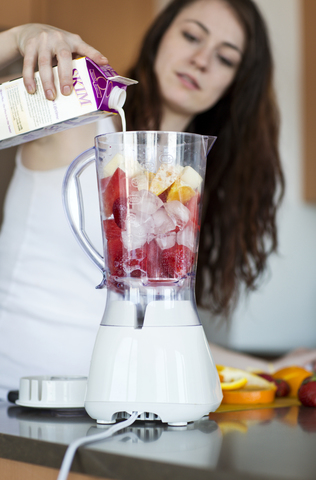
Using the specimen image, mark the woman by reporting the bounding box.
[124,0,284,317]
[0,1,314,398]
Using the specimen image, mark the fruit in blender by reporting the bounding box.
[100,158,202,285]
[112,197,128,229]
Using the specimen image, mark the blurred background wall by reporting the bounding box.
[1,0,315,355]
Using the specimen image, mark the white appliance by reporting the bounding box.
[63,131,222,425]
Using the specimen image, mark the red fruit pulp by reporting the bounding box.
[186,194,200,225]
[161,244,194,278]
[113,197,128,229]
[107,237,124,277]
[102,168,132,218]
[100,176,111,192]
[146,239,164,278]
[103,219,121,240]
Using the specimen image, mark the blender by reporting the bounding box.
[63,131,222,426]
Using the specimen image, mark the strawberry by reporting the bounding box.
[102,167,136,218]
[274,379,291,397]
[257,373,290,397]
[298,375,316,407]
[100,176,111,193]
[107,237,124,277]
[112,197,128,229]
[103,219,121,240]
[146,239,164,278]
[161,244,194,278]
[186,193,200,225]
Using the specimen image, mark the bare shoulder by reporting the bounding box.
[20,122,98,171]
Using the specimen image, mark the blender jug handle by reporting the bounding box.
[62,148,105,274]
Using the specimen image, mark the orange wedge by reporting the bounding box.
[272,366,311,397]
[166,181,196,204]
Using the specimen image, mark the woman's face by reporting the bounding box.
[154,0,245,126]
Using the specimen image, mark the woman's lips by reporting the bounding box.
[177,72,200,90]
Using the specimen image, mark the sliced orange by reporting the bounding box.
[166,181,196,204]
[272,366,311,397]
[221,377,248,390]
[222,386,276,405]
[217,365,276,405]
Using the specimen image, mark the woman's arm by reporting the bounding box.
[0,24,109,170]
[210,342,316,373]
[0,24,108,99]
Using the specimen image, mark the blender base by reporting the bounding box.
[85,324,223,425]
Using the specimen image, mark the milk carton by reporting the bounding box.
[0,57,137,150]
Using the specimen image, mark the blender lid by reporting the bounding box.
[15,375,87,409]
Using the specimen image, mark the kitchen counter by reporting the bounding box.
[0,400,316,480]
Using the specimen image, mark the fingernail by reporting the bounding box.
[46,89,55,101]
[26,85,35,94]
[62,85,71,96]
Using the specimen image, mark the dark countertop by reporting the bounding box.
[1,400,316,479]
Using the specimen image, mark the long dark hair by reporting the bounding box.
[124,0,285,316]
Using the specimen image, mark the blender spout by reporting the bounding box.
[204,135,217,155]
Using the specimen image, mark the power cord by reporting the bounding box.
[57,411,140,480]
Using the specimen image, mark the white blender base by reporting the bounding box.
[85,324,223,425]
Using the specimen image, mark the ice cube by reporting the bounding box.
[156,232,176,250]
[177,224,196,252]
[151,207,175,235]
[164,201,190,229]
[128,190,163,215]
[122,213,147,250]
[122,246,147,275]
[130,173,150,191]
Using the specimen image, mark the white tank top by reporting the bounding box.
[0,118,115,398]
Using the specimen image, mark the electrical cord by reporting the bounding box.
[57,411,140,480]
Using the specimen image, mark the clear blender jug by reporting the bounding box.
[63,131,223,425]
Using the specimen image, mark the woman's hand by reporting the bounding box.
[2,24,108,100]
[273,348,316,372]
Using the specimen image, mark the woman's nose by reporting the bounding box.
[190,48,211,71]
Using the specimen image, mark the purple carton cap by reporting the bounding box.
[84,57,137,112]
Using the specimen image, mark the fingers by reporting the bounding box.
[56,38,108,96]
[19,25,108,101]
[55,41,108,97]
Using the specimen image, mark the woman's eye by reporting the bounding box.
[182,31,199,43]
[218,55,234,67]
